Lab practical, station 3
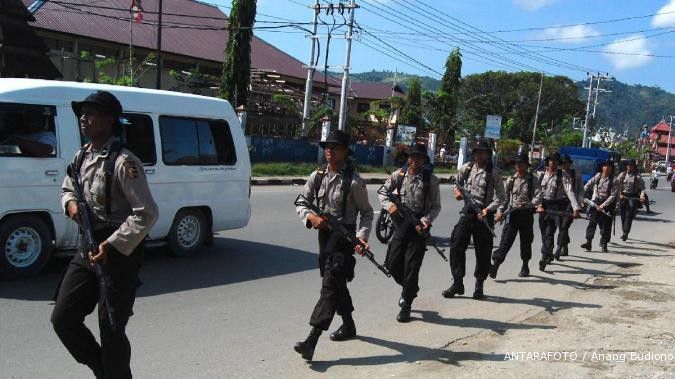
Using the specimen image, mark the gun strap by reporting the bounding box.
[71,142,124,218]
[393,167,431,215]
[314,160,354,217]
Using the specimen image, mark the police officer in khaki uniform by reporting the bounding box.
[536,152,581,272]
[581,159,618,252]
[294,130,373,361]
[443,138,505,300]
[490,146,541,278]
[616,159,646,241]
[556,154,584,259]
[51,91,158,379]
[378,143,441,322]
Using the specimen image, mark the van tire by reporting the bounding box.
[0,215,52,278]
[168,208,206,257]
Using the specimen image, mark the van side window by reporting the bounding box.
[0,103,57,158]
[159,116,237,166]
[120,113,156,165]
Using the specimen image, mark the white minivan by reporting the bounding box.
[0,79,251,278]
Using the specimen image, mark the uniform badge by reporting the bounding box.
[123,160,140,179]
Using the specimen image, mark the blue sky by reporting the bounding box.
[214,0,675,93]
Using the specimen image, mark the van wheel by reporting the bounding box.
[168,209,206,257]
[0,215,52,278]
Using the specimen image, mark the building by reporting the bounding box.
[649,119,674,163]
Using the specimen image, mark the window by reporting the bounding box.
[160,116,237,166]
[0,103,57,158]
[120,113,156,165]
[357,102,371,113]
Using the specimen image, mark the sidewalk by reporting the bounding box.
[250,172,458,186]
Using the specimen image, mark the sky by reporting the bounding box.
[212,0,675,93]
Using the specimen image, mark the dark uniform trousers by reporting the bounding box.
[492,209,534,265]
[51,228,143,379]
[557,202,574,249]
[309,228,356,331]
[539,200,566,261]
[449,212,494,280]
[585,207,613,244]
[619,194,640,236]
[384,217,426,304]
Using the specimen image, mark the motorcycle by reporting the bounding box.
[650,177,658,189]
[375,209,395,243]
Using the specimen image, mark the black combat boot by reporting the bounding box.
[553,246,562,261]
[519,261,530,277]
[472,279,485,300]
[561,245,569,256]
[621,234,628,241]
[442,277,464,298]
[580,239,592,251]
[539,259,547,272]
[329,314,356,341]
[489,262,500,279]
[294,327,322,361]
[398,296,406,308]
[397,304,411,322]
[601,243,609,253]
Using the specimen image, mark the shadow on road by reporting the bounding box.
[547,262,641,278]
[485,295,601,315]
[0,238,317,300]
[413,310,556,334]
[626,239,675,249]
[309,335,503,371]
[494,274,619,291]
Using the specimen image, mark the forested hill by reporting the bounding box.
[342,70,675,133]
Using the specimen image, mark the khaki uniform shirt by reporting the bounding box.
[538,170,581,210]
[455,163,505,212]
[499,173,541,213]
[562,168,584,204]
[61,138,159,256]
[584,173,619,208]
[378,168,442,224]
[617,171,645,197]
[296,164,373,240]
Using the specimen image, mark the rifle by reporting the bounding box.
[542,209,575,218]
[66,164,117,331]
[293,194,391,277]
[456,184,496,237]
[583,198,612,218]
[376,186,448,261]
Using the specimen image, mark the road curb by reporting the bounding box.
[251,176,457,186]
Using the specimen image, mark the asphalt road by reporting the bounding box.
[1,181,673,378]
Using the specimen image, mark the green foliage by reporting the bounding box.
[271,94,300,116]
[400,77,423,130]
[79,50,155,87]
[220,0,257,107]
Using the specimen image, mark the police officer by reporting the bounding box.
[294,130,374,361]
[536,152,581,272]
[616,159,646,241]
[378,143,441,322]
[51,91,158,378]
[443,138,505,300]
[555,154,584,259]
[490,146,540,278]
[581,159,618,252]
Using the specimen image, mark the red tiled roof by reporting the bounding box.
[655,146,675,156]
[651,120,671,133]
[329,81,405,100]
[22,0,331,82]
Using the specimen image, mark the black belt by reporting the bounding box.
[542,199,566,206]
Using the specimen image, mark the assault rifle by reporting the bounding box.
[583,198,612,218]
[66,164,117,331]
[456,185,496,237]
[376,186,448,261]
[294,194,391,277]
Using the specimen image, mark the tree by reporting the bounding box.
[436,48,462,143]
[400,77,423,130]
[220,0,256,107]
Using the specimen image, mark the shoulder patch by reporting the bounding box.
[123,159,140,179]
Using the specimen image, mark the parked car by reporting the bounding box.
[0,79,251,277]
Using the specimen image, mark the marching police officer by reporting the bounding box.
[51,91,158,378]
[490,146,540,278]
[294,130,373,361]
[443,138,505,300]
[616,159,646,241]
[581,159,618,252]
[378,143,441,322]
[536,152,581,272]
[556,154,584,259]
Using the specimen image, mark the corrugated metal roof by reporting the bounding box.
[22,0,327,81]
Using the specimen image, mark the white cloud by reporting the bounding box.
[512,0,557,11]
[603,34,653,70]
[652,0,675,27]
[541,25,601,43]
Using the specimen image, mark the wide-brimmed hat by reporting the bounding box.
[320,130,352,154]
[601,159,614,167]
[544,152,562,165]
[471,137,491,152]
[561,154,573,164]
[409,142,429,159]
[625,158,637,166]
[510,145,529,164]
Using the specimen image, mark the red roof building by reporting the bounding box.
[649,119,674,161]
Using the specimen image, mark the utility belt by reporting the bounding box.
[621,192,639,198]
[542,199,567,208]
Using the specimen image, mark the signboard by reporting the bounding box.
[485,115,502,139]
[396,125,417,145]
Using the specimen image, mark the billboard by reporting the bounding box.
[485,115,502,139]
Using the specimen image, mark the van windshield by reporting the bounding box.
[0,103,57,158]
[572,157,596,173]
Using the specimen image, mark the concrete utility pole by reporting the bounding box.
[667,115,674,166]
[530,72,544,160]
[301,1,320,137]
[582,74,594,148]
[337,0,357,132]
[582,72,613,148]
[155,0,163,89]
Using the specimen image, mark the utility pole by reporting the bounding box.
[301,1,320,137]
[530,72,544,160]
[582,72,613,148]
[155,0,163,89]
[667,115,674,166]
[582,73,594,148]
[337,0,357,132]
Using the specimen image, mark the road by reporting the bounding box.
[1,181,673,378]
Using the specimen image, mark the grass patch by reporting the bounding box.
[252,162,457,177]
